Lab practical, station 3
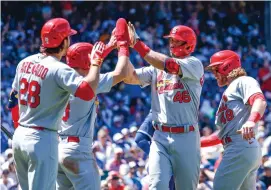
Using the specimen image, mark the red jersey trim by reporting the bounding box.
[75,81,95,101]
[247,93,265,106]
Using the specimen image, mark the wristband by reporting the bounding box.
[248,112,261,123]
[91,64,101,67]
[91,58,103,67]
[118,46,129,57]
[134,40,151,58]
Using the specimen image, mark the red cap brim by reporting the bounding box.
[69,29,77,36]
[163,34,186,42]
[205,62,223,70]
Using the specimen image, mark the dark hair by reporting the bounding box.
[112,176,119,180]
[40,37,67,54]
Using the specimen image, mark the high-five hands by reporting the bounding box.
[90,41,105,66]
[128,21,140,47]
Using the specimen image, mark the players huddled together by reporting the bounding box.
[1,2,271,190]
[1,14,267,190]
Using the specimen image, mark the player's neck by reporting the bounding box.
[45,53,63,61]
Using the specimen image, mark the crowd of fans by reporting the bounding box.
[1,1,271,190]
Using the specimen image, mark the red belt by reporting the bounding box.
[222,137,232,145]
[67,136,80,143]
[153,124,195,134]
[21,126,55,131]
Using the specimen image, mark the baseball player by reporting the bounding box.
[125,23,204,189]
[201,50,267,190]
[9,18,106,190]
[135,110,175,190]
[57,18,131,190]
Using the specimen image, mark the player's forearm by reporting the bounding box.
[133,40,168,70]
[112,56,129,86]
[83,65,100,92]
[248,99,267,122]
[144,50,168,70]
[200,133,221,147]
[123,61,140,85]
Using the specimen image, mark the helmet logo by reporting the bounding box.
[45,37,49,44]
[223,63,230,71]
[171,27,178,34]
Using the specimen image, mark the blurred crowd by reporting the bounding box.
[1,1,271,190]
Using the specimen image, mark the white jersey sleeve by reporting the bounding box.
[55,66,83,95]
[238,76,263,104]
[175,56,203,81]
[12,64,20,91]
[135,66,154,87]
[96,73,113,94]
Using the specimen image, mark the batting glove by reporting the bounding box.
[90,41,105,67]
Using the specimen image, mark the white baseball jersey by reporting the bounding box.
[12,53,84,131]
[216,76,263,138]
[58,73,113,141]
[135,56,204,126]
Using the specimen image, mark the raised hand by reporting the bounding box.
[128,21,140,47]
[102,31,117,59]
[108,28,117,49]
[90,41,105,66]
[115,18,130,47]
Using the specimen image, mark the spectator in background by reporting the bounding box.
[106,147,126,172]
[255,45,271,62]
[110,115,125,136]
[106,171,125,190]
[1,2,271,189]
[94,128,114,167]
[129,126,138,139]
[197,167,213,190]
[259,155,270,177]
[0,169,15,189]
[113,133,131,152]
[259,159,271,188]
[258,59,271,93]
[7,160,18,185]
[201,126,213,137]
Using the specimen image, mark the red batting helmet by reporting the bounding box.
[66,43,93,70]
[207,50,241,76]
[164,25,197,57]
[41,18,77,48]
